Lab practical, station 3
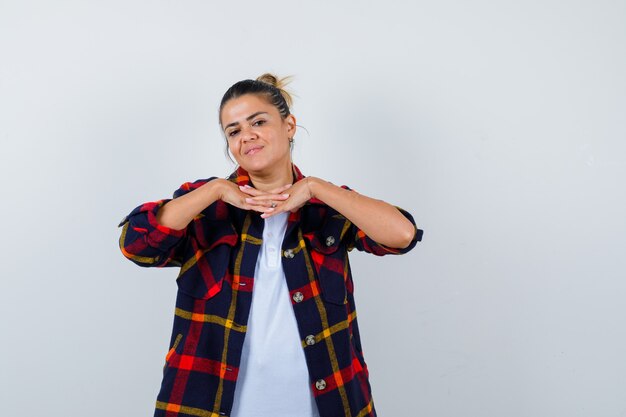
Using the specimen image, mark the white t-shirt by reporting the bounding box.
[230,211,320,417]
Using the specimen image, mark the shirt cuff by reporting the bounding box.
[119,199,186,249]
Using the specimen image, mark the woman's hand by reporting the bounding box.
[238,177,415,248]
[219,180,292,215]
[240,178,314,219]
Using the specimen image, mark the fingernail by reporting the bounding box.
[282,194,290,198]
[245,198,252,202]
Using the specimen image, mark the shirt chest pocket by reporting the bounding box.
[306,215,351,306]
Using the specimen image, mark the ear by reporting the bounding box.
[285,114,297,137]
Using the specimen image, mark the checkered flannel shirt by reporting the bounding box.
[118,164,423,417]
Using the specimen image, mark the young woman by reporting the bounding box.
[118,73,423,417]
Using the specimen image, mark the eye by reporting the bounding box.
[253,119,266,126]
[228,129,239,137]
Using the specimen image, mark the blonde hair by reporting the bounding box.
[255,73,295,109]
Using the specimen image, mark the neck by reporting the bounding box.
[247,160,294,192]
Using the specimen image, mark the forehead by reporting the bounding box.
[221,94,277,126]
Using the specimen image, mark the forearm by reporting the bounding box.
[156,179,224,230]
[307,177,416,249]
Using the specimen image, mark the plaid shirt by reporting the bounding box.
[118,164,423,417]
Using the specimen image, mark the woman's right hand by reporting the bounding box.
[217,179,291,215]
[156,179,291,231]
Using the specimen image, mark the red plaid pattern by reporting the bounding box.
[118,164,423,417]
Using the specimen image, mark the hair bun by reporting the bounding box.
[256,73,294,109]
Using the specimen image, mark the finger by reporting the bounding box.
[244,194,290,204]
[245,200,282,211]
[261,206,286,219]
[227,197,256,211]
[224,194,278,213]
[244,195,285,208]
[239,183,292,194]
[244,198,268,207]
[240,184,290,195]
[238,185,264,196]
[239,185,291,200]
[248,204,276,213]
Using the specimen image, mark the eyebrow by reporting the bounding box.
[223,111,268,131]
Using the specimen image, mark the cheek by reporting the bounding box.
[226,141,240,161]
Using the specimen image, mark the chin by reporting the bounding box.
[239,152,291,174]
[239,158,272,173]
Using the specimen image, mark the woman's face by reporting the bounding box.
[221,94,296,174]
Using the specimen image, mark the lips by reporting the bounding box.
[244,145,263,155]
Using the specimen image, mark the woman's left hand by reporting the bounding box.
[240,178,315,218]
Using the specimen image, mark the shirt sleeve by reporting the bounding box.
[342,186,424,256]
[117,177,217,267]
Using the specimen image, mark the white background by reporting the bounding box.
[1,1,625,416]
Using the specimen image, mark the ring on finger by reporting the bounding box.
[270,201,277,208]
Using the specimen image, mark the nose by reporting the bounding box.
[240,125,258,142]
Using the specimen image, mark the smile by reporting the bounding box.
[245,146,263,155]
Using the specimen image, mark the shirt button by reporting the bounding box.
[284,249,295,259]
[305,335,316,346]
[315,379,327,390]
[325,236,336,247]
[292,292,304,303]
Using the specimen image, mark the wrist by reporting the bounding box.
[306,177,322,199]
[204,178,225,202]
